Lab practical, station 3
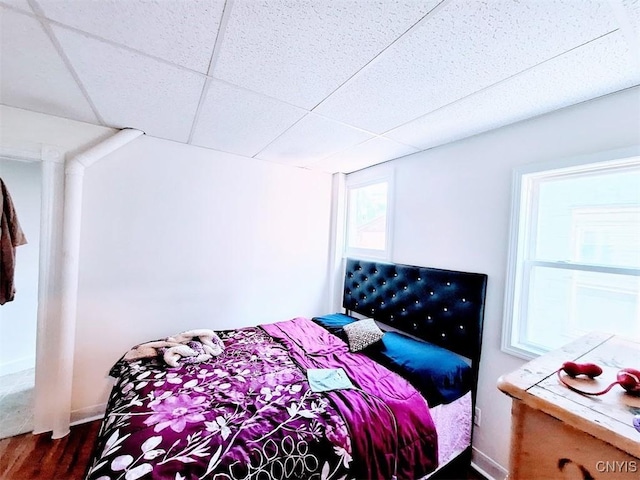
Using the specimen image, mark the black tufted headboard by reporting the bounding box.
[343,258,487,364]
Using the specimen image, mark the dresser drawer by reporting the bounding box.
[509,401,638,480]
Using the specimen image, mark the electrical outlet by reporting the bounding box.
[474,407,481,427]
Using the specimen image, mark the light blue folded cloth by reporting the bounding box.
[307,368,354,392]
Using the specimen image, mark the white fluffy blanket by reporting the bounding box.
[123,329,224,367]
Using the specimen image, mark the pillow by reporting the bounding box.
[343,318,385,352]
[366,331,472,407]
[311,313,357,340]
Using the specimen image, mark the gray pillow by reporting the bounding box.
[343,319,384,352]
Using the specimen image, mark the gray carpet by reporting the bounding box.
[0,368,35,439]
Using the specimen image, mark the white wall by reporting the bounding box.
[72,135,334,418]
[0,159,41,375]
[350,86,640,474]
[1,106,118,432]
[0,105,334,427]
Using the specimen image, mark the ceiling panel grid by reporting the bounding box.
[386,31,640,150]
[211,0,441,109]
[0,0,638,172]
[315,0,620,134]
[34,0,226,73]
[51,24,206,142]
[0,7,99,123]
[191,79,308,157]
[255,112,373,166]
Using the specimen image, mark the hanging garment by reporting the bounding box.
[0,177,27,305]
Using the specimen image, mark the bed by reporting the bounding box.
[85,258,487,480]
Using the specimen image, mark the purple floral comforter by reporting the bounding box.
[86,318,437,480]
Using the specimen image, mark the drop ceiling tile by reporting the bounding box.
[35,0,225,73]
[621,0,640,44]
[1,0,33,12]
[256,114,373,166]
[0,7,98,123]
[312,136,418,173]
[386,32,640,150]
[52,25,205,142]
[191,80,307,157]
[315,0,619,133]
[212,0,440,109]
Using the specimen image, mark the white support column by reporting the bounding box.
[328,173,346,312]
[33,146,64,435]
[52,128,143,439]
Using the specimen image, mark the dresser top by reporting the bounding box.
[497,332,640,457]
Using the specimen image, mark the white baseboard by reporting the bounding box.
[472,447,509,480]
[0,356,35,376]
[70,403,106,426]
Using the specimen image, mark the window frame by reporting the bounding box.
[502,146,640,360]
[344,167,394,261]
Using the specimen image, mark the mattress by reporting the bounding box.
[429,391,472,469]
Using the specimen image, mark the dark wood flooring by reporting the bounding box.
[0,421,487,480]
[0,421,100,480]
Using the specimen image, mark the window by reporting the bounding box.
[503,149,640,359]
[345,170,393,259]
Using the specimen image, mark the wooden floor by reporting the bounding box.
[0,420,488,480]
[0,421,101,480]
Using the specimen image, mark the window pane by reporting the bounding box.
[534,168,640,268]
[524,265,640,351]
[347,182,387,250]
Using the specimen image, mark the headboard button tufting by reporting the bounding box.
[342,258,487,362]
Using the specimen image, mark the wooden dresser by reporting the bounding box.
[498,333,640,479]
